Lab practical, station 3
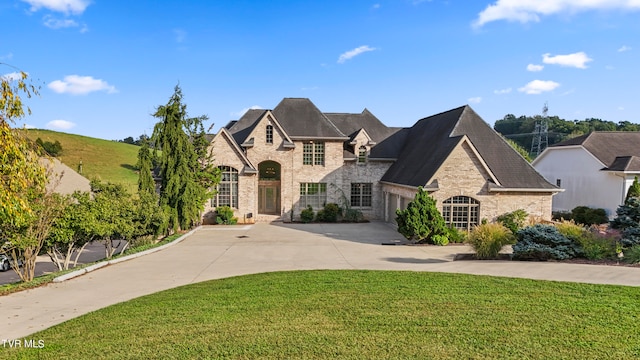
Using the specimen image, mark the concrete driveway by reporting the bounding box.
[2,222,640,340]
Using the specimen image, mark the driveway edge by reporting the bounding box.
[52,227,200,283]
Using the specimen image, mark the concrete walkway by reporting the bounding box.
[2,222,640,340]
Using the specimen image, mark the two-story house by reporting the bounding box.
[204,98,559,229]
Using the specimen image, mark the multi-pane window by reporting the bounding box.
[442,196,479,231]
[358,146,367,163]
[299,183,327,209]
[303,142,325,165]
[212,166,238,208]
[350,183,372,207]
[266,125,273,144]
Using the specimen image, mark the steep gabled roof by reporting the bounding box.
[550,131,640,167]
[325,109,394,143]
[272,98,347,139]
[381,105,556,190]
[227,109,267,145]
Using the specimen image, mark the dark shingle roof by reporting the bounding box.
[272,98,347,139]
[550,132,640,167]
[325,109,395,143]
[227,109,267,145]
[381,105,556,190]
[607,156,640,172]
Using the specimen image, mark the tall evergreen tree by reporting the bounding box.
[152,85,215,232]
[137,136,155,196]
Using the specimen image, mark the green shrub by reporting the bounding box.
[300,205,314,223]
[554,220,615,260]
[316,203,341,222]
[571,206,608,225]
[36,137,63,156]
[215,206,237,225]
[552,211,573,222]
[431,234,449,246]
[395,187,447,244]
[623,245,640,264]
[625,176,640,203]
[343,208,364,222]
[465,223,515,259]
[513,224,583,260]
[579,231,618,260]
[446,226,466,243]
[497,209,528,234]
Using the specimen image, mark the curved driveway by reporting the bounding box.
[2,222,640,340]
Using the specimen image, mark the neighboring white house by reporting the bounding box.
[532,131,640,217]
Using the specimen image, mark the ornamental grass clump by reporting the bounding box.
[465,223,515,259]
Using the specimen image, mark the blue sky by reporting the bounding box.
[2,0,639,140]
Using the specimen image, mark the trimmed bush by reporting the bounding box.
[316,203,341,223]
[446,226,466,244]
[552,211,573,222]
[513,224,583,260]
[497,209,528,234]
[571,206,608,226]
[215,206,237,225]
[300,206,314,223]
[465,223,515,259]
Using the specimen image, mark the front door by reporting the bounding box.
[259,183,280,214]
[258,161,281,215]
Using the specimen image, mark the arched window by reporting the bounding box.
[266,125,273,144]
[442,196,479,231]
[213,166,238,208]
[358,146,367,163]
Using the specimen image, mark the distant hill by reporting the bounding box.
[23,129,140,194]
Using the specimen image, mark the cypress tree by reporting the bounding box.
[152,85,208,232]
[137,136,155,196]
[395,187,448,244]
[626,176,640,204]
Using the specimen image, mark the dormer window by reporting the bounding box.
[358,146,367,163]
[266,125,273,144]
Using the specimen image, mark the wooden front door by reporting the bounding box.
[259,181,280,214]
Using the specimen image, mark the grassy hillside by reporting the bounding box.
[23,129,140,194]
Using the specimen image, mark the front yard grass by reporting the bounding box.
[3,270,639,359]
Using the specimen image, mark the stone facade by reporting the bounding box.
[202,100,557,227]
[381,139,553,225]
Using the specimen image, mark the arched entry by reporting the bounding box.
[258,161,281,214]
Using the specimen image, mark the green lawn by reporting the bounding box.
[23,129,141,193]
[3,270,639,359]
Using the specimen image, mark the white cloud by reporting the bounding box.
[231,105,263,118]
[518,80,560,94]
[1,72,26,82]
[337,45,377,64]
[22,0,90,15]
[46,119,76,130]
[468,97,482,104]
[618,45,631,52]
[527,64,544,72]
[43,15,78,29]
[48,75,117,95]
[618,106,625,110]
[473,0,640,28]
[372,3,381,10]
[542,52,592,69]
[494,88,512,95]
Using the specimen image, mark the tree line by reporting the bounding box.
[1,67,220,282]
[494,114,640,155]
